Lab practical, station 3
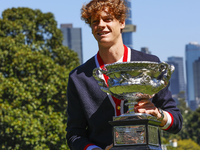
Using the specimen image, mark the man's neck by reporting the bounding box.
[98,42,124,64]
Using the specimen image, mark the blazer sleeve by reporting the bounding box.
[66,75,93,150]
[152,83,183,134]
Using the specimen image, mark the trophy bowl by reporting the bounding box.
[93,61,174,116]
[93,61,174,149]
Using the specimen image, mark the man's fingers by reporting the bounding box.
[105,144,113,150]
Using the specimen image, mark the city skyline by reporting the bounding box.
[0,0,200,63]
[60,24,83,64]
[185,42,200,110]
[122,0,134,49]
[167,56,186,96]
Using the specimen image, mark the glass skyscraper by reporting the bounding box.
[122,0,135,48]
[141,47,151,54]
[167,56,186,96]
[185,42,200,110]
[193,58,200,109]
[60,24,83,64]
[167,61,180,95]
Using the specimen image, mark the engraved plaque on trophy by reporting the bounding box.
[93,61,174,150]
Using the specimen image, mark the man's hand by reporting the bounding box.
[105,144,113,150]
[92,144,113,150]
[134,99,167,127]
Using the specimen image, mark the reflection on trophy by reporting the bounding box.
[93,61,174,150]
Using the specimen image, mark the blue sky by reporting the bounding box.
[1,0,200,63]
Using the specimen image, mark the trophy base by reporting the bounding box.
[110,145,162,150]
[113,113,160,123]
[109,114,161,150]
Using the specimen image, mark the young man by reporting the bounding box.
[66,0,183,149]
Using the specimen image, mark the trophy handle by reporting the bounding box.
[159,62,175,84]
[93,68,111,94]
[167,64,175,80]
[93,68,103,82]
[158,62,168,72]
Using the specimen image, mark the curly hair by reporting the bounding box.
[81,0,128,26]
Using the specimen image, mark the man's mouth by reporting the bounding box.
[97,32,109,36]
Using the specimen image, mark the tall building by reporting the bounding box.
[60,24,83,64]
[193,58,200,108]
[122,0,136,48]
[167,56,186,96]
[185,42,200,110]
[141,47,151,54]
[167,61,180,95]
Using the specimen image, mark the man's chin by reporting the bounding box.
[98,40,113,47]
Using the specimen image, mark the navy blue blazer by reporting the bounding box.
[66,49,183,150]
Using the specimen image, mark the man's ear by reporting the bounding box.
[120,20,126,29]
[120,20,125,33]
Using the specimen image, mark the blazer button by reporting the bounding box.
[117,106,121,110]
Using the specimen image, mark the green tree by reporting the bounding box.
[162,91,191,140]
[0,7,79,150]
[162,91,200,148]
[177,139,200,150]
[175,91,192,140]
[162,136,200,150]
[187,107,200,145]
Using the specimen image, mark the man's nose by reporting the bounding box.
[98,19,106,27]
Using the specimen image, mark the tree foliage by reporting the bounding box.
[173,92,200,145]
[0,7,79,150]
[162,92,191,140]
[186,107,200,145]
[162,91,200,148]
[177,139,200,150]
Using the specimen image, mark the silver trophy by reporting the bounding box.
[93,61,174,150]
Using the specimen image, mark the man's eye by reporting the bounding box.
[105,18,112,22]
[92,20,98,24]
